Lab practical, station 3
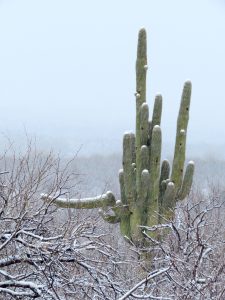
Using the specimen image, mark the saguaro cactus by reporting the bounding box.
[41,28,194,246]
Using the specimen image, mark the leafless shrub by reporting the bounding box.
[122,186,225,300]
[0,141,135,300]
[2,142,225,300]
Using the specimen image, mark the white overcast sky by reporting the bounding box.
[0,0,225,155]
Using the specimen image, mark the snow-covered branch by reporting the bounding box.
[41,191,116,209]
[0,145,121,299]
[118,267,170,300]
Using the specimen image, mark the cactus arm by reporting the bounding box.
[41,191,116,209]
[140,103,149,147]
[118,170,131,237]
[140,145,149,172]
[177,81,192,133]
[119,169,126,204]
[147,125,162,226]
[140,169,150,226]
[149,95,163,175]
[159,160,170,188]
[148,121,152,144]
[178,160,195,200]
[149,125,162,203]
[162,182,176,214]
[151,94,163,128]
[136,28,147,196]
[122,133,136,206]
[171,81,192,191]
[149,94,162,148]
[136,28,147,107]
[130,168,150,244]
[171,128,186,189]
[158,159,171,221]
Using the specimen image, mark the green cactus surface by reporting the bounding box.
[41,28,194,247]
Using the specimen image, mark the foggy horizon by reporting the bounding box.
[0,0,225,158]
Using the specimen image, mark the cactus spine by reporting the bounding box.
[42,28,194,246]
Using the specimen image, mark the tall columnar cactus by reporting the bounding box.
[41,28,194,246]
